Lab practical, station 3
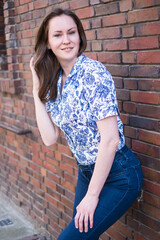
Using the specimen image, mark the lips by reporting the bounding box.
[61,47,73,51]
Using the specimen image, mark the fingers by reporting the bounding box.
[74,212,80,229]
[74,212,93,233]
[89,213,93,229]
[84,213,89,232]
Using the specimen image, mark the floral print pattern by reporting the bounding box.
[46,54,125,165]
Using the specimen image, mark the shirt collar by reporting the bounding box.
[67,53,86,78]
[57,54,86,99]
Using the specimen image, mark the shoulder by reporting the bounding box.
[82,55,106,72]
[81,55,113,85]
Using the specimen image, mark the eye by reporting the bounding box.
[54,34,61,37]
[69,31,76,35]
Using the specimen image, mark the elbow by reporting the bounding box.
[110,136,119,149]
[101,136,119,150]
[42,137,58,147]
[44,141,55,147]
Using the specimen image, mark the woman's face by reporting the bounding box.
[48,14,80,65]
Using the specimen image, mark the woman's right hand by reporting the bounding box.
[30,56,40,92]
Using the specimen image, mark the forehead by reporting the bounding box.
[48,14,77,33]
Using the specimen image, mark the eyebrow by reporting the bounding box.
[53,27,77,33]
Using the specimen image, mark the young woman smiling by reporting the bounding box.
[30,8,143,240]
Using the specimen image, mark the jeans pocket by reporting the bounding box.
[125,164,143,191]
[106,172,129,190]
[118,148,141,169]
[133,164,143,192]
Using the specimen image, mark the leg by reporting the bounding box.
[58,175,140,240]
[57,146,143,240]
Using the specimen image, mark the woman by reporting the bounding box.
[30,8,143,240]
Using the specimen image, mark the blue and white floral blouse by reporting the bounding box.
[46,54,125,165]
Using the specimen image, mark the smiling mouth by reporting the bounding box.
[62,47,73,51]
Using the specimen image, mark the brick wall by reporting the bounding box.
[0,0,160,239]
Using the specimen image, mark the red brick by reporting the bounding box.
[129,116,159,131]
[97,52,121,64]
[64,172,77,186]
[124,78,137,89]
[139,129,160,146]
[97,27,120,39]
[28,2,34,11]
[131,91,159,105]
[60,162,73,175]
[137,104,160,118]
[142,166,160,183]
[85,52,97,60]
[128,8,159,23]
[122,25,135,37]
[123,102,137,114]
[22,30,33,38]
[124,126,138,139]
[57,144,72,156]
[70,0,89,9]
[141,202,160,220]
[137,50,160,64]
[129,36,159,50]
[103,13,126,27]
[20,0,31,4]
[91,17,101,28]
[134,232,148,240]
[122,52,136,63]
[106,65,129,77]
[92,41,102,51]
[34,0,47,9]
[107,226,126,240]
[95,2,119,16]
[90,0,100,4]
[143,180,160,198]
[135,0,160,8]
[130,65,160,78]
[60,179,75,193]
[119,0,132,12]
[143,191,160,208]
[48,172,60,185]
[101,0,113,2]
[138,79,160,92]
[116,89,130,101]
[136,21,160,36]
[45,177,57,190]
[85,30,95,40]
[104,39,127,51]
[113,221,132,239]
[114,77,123,89]
[75,7,94,19]
[81,19,90,30]
[132,140,160,158]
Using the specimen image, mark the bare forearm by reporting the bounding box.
[87,140,118,197]
[33,91,59,146]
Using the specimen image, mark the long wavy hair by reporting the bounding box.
[34,8,87,103]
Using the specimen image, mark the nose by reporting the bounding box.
[63,34,70,44]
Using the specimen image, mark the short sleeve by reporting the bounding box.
[46,100,51,113]
[85,64,119,122]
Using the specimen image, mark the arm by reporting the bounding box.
[75,115,119,232]
[30,57,59,146]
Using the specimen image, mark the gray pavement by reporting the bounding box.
[0,192,42,240]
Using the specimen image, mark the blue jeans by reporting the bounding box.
[57,145,143,240]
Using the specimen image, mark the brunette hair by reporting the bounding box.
[34,8,87,103]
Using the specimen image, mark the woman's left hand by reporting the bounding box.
[74,193,99,233]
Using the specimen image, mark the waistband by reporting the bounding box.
[77,144,128,170]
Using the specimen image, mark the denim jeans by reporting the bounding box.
[57,145,143,240]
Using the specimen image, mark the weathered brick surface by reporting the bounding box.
[0,0,160,240]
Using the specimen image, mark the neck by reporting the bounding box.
[59,57,78,78]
